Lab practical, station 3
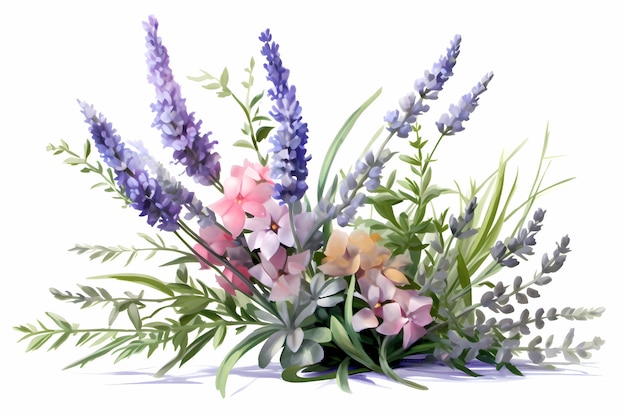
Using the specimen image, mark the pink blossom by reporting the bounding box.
[209,161,274,236]
[193,224,234,268]
[351,275,433,348]
[394,289,433,348]
[376,302,407,337]
[216,262,253,296]
[249,246,309,302]
[245,199,294,258]
[351,269,396,332]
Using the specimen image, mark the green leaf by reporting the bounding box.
[336,357,352,393]
[213,324,227,349]
[167,283,203,295]
[203,82,221,90]
[48,332,70,350]
[127,303,142,331]
[255,125,273,142]
[26,334,53,352]
[317,88,382,201]
[232,139,256,150]
[46,312,72,331]
[303,327,331,344]
[172,296,210,315]
[456,252,472,307]
[216,326,276,397]
[160,255,198,267]
[250,91,264,108]
[187,71,216,82]
[380,337,428,390]
[180,328,218,366]
[63,157,85,166]
[258,330,286,368]
[88,273,175,297]
[64,335,135,369]
[219,67,229,87]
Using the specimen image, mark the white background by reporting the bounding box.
[1,1,623,415]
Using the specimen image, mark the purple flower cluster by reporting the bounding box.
[317,149,392,227]
[491,208,545,267]
[131,141,215,227]
[144,16,220,186]
[436,72,494,136]
[415,35,462,99]
[79,101,183,231]
[385,35,462,138]
[259,29,310,204]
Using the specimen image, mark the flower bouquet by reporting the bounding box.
[15,16,604,396]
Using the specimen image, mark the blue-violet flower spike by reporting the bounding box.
[259,29,311,204]
[415,35,462,99]
[79,101,182,231]
[385,35,461,138]
[436,72,494,136]
[144,16,221,186]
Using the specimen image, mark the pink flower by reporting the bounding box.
[209,161,274,236]
[351,270,397,332]
[351,274,433,348]
[394,289,433,348]
[245,199,294,258]
[377,289,433,348]
[376,302,407,337]
[216,262,253,296]
[193,224,234,268]
[249,246,309,302]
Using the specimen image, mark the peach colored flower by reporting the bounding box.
[318,229,409,285]
[317,229,360,277]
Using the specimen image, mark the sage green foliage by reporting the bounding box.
[16,60,605,398]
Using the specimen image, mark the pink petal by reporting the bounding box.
[402,322,427,349]
[269,274,301,301]
[242,200,267,218]
[221,205,246,236]
[377,302,407,336]
[259,232,280,258]
[352,308,379,332]
[222,176,242,200]
[209,197,234,218]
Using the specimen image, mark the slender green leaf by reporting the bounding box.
[216,326,276,397]
[88,273,175,297]
[317,88,382,201]
[336,357,352,393]
[456,252,472,307]
[127,303,142,331]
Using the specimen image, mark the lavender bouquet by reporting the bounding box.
[15,16,604,396]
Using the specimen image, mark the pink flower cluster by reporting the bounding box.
[193,160,310,302]
[319,229,433,348]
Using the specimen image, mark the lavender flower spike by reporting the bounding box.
[259,29,311,204]
[79,101,182,231]
[144,16,220,186]
[415,34,462,100]
[385,35,462,138]
[436,72,494,136]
